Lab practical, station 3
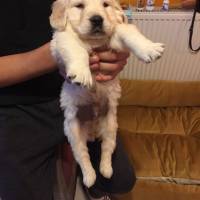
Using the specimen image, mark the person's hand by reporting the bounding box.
[59,46,130,82]
[181,0,195,9]
[90,47,130,82]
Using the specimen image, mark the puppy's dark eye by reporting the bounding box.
[75,3,84,9]
[103,2,109,7]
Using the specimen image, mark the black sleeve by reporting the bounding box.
[0,1,24,56]
[0,0,64,105]
[0,0,53,56]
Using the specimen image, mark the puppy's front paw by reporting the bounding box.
[100,160,113,179]
[136,42,164,63]
[83,168,96,188]
[67,66,93,88]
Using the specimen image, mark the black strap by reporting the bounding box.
[189,2,200,52]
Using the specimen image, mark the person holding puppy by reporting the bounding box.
[0,0,135,200]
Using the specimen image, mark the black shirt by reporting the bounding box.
[0,0,64,105]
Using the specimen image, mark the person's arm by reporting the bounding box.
[0,43,57,88]
[0,42,129,88]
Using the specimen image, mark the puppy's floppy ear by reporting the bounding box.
[50,0,68,31]
[112,0,128,24]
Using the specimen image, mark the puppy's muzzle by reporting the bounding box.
[90,15,104,33]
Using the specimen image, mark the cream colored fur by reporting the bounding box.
[50,0,164,188]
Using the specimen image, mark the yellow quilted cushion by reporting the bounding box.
[119,79,200,107]
[118,80,200,181]
[118,106,200,180]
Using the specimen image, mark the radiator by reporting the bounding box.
[120,11,200,81]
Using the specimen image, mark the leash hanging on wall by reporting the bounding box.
[189,0,200,52]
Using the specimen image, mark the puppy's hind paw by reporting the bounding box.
[83,168,96,188]
[100,161,113,179]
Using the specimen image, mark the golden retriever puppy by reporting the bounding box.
[50,0,164,188]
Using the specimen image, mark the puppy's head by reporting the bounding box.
[50,0,127,40]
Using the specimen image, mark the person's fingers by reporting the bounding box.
[89,49,129,82]
[98,59,127,74]
[97,51,118,62]
[94,60,127,82]
[89,54,99,65]
[117,51,130,60]
[97,50,130,63]
[95,73,114,82]
[90,63,100,72]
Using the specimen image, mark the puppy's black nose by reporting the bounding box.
[90,15,103,27]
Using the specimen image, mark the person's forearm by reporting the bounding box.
[0,43,57,88]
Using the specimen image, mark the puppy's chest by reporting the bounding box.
[77,91,108,123]
[76,89,109,140]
